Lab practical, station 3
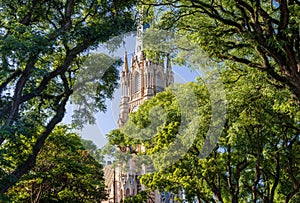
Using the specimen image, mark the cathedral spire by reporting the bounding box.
[119,48,130,128]
[135,7,143,59]
[123,49,129,73]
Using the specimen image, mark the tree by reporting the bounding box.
[141,0,300,99]
[0,0,137,193]
[124,191,149,203]
[6,126,107,203]
[81,139,104,164]
[106,68,300,202]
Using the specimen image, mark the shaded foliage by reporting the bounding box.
[106,67,300,202]
[6,126,107,203]
[0,0,137,193]
[141,0,300,99]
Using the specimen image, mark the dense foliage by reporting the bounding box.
[124,191,149,203]
[6,126,106,203]
[0,0,137,193]
[107,67,300,202]
[141,0,300,99]
[105,1,300,201]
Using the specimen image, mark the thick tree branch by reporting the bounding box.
[284,138,300,203]
[8,55,36,119]
[270,152,280,202]
[235,158,248,197]
[0,69,22,93]
[0,89,72,193]
[278,0,289,31]
[252,129,261,203]
[0,38,92,145]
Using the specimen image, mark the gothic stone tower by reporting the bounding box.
[113,7,174,202]
[118,50,174,128]
[116,51,174,203]
[116,30,174,203]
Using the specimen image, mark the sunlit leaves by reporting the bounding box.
[107,66,300,202]
[0,0,137,193]
[6,126,107,202]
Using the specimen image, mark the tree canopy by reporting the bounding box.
[141,0,300,99]
[0,0,137,193]
[106,67,300,202]
[6,126,107,203]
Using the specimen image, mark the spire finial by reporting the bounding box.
[123,49,128,73]
[135,7,143,58]
[122,40,128,72]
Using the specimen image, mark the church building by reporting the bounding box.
[103,11,174,203]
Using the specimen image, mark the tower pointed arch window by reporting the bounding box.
[134,72,140,93]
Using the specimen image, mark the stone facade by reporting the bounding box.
[118,50,174,128]
[113,48,174,203]
[104,9,174,202]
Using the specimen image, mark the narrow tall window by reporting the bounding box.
[134,72,140,93]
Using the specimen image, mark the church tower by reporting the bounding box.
[118,51,174,128]
[115,10,174,203]
[118,18,174,127]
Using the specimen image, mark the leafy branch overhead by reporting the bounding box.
[6,126,107,203]
[142,0,300,99]
[106,68,300,202]
[0,0,137,194]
